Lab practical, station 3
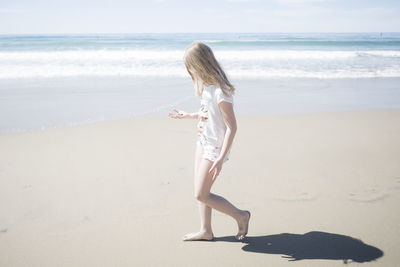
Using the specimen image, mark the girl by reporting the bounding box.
[168,42,251,241]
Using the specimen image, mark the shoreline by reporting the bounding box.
[1,76,400,134]
[0,107,399,136]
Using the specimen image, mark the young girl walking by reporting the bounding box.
[168,42,251,241]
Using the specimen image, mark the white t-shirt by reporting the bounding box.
[197,84,234,147]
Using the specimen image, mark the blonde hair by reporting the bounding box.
[184,42,235,97]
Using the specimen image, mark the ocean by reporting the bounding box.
[0,33,400,133]
[1,33,400,79]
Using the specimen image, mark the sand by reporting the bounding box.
[0,109,399,266]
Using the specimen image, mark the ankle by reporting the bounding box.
[235,210,246,222]
[200,227,213,234]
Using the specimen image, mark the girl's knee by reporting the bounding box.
[194,191,210,202]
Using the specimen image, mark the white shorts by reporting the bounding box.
[197,133,230,163]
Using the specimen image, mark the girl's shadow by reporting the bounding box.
[213,231,383,264]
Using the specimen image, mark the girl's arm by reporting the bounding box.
[188,111,199,119]
[168,108,199,119]
[217,101,237,161]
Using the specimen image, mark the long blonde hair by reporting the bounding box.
[184,42,235,97]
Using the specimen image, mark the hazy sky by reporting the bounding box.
[0,0,399,34]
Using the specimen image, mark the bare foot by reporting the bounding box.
[182,231,214,241]
[235,210,251,241]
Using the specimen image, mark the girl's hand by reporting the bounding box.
[209,158,223,181]
[168,108,190,119]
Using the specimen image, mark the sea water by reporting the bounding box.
[1,33,400,79]
[0,33,400,133]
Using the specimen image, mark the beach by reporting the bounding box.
[1,32,400,266]
[1,109,399,266]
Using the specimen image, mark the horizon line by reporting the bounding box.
[1,31,400,36]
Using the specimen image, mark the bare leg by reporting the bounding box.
[194,144,212,233]
[198,199,212,232]
[196,145,212,233]
[182,144,214,241]
[183,157,251,241]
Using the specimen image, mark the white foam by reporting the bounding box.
[215,50,400,60]
[1,49,399,62]
[0,49,184,61]
[0,49,399,79]
[228,68,400,79]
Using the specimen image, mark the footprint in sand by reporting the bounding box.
[272,192,318,202]
[348,188,390,203]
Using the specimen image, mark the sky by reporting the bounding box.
[0,0,399,34]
